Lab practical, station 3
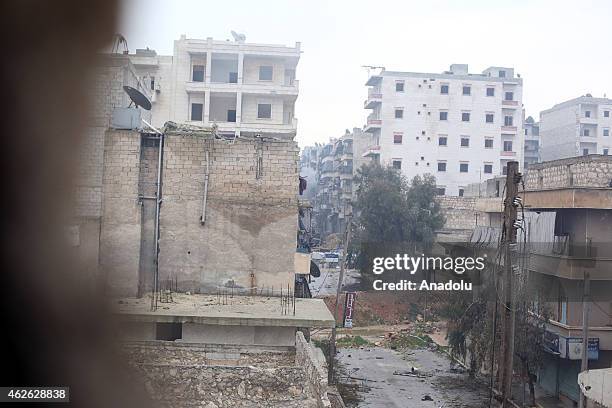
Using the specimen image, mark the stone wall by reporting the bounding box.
[121,333,335,408]
[295,331,332,408]
[525,155,612,190]
[158,130,299,293]
[436,196,478,230]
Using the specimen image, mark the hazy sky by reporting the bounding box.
[119,0,612,148]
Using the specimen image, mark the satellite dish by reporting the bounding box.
[231,30,246,43]
[123,85,152,111]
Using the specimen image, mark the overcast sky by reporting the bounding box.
[119,0,612,148]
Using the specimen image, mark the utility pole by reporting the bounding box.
[328,214,352,385]
[578,271,590,408]
[501,161,520,407]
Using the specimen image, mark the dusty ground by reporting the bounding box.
[310,267,489,407]
[336,347,490,408]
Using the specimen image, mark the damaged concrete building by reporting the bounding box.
[102,123,300,296]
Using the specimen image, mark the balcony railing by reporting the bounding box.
[502,100,518,107]
[501,150,516,157]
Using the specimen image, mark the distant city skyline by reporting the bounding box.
[119,0,612,147]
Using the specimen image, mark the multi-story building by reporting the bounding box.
[439,155,612,406]
[363,64,524,196]
[127,35,300,139]
[523,115,540,168]
[540,95,612,161]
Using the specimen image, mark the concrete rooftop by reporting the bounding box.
[112,293,335,328]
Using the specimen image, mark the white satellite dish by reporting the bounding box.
[231,30,246,43]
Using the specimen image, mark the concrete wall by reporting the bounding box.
[436,196,478,230]
[296,331,332,408]
[158,132,299,293]
[99,130,142,296]
[182,324,296,347]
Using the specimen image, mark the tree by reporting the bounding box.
[351,163,445,286]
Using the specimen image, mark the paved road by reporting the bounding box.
[336,347,489,408]
[310,266,361,297]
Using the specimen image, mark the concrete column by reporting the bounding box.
[205,51,212,84]
[238,52,244,85]
[204,92,210,124]
[236,91,242,126]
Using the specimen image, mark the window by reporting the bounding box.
[459,163,469,173]
[504,91,514,101]
[604,148,609,155]
[604,128,610,137]
[438,136,447,146]
[440,84,449,94]
[229,72,238,83]
[462,85,471,95]
[393,133,403,144]
[392,160,402,170]
[436,187,446,196]
[605,111,610,118]
[259,66,273,81]
[486,87,495,97]
[504,115,514,126]
[395,81,404,92]
[150,76,155,91]
[583,148,589,156]
[394,109,404,119]
[462,112,470,122]
[460,137,470,147]
[503,140,513,152]
[486,113,494,123]
[485,139,493,148]
[458,188,465,197]
[439,111,448,121]
[583,128,590,136]
[484,164,493,174]
[499,70,506,78]
[437,162,447,172]
[257,103,272,119]
[585,110,591,118]
[192,65,205,82]
[191,103,203,121]
[502,166,508,175]
[227,109,236,122]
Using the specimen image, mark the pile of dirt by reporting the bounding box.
[322,291,421,326]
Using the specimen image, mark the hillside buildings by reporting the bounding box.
[363,64,524,196]
[540,95,612,161]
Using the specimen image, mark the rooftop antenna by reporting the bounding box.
[231,30,246,43]
[123,85,152,111]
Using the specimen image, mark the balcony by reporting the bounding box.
[501,126,517,133]
[364,89,383,109]
[502,100,519,108]
[500,150,516,157]
[362,145,381,157]
[365,115,382,132]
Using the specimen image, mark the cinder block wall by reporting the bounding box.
[436,196,478,230]
[100,130,142,296]
[525,155,612,190]
[158,133,299,293]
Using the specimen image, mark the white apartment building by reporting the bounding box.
[127,35,300,139]
[363,64,524,196]
[539,95,612,161]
